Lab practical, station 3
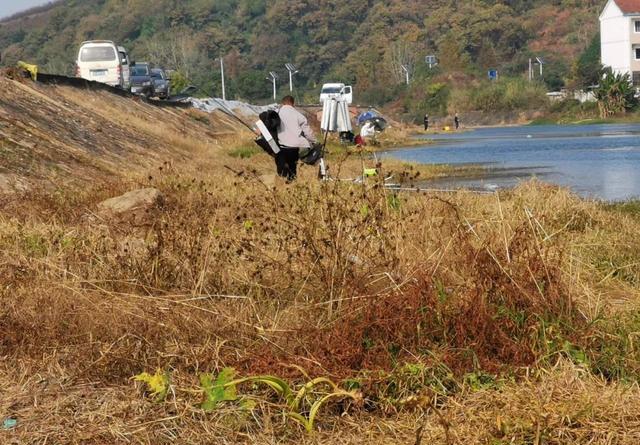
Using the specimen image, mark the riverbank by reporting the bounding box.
[3,78,640,444]
[531,114,640,126]
[528,100,640,126]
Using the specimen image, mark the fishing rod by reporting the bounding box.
[186,85,260,133]
[384,186,497,195]
[206,97,260,133]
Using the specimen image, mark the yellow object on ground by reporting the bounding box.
[17,61,38,81]
[363,168,378,177]
[443,126,451,131]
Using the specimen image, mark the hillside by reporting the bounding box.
[0,0,603,107]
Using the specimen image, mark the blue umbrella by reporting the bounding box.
[365,117,388,131]
[357,110,378,126]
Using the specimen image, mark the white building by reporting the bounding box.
[600,0,640,86]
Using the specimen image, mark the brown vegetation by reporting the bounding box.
[2,77,640,444]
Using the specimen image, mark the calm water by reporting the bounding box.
[385,124,640,201]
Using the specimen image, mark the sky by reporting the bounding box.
[0,0,52,19]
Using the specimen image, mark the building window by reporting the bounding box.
[636,20,640,33]
[633,72,640,87]
[636,47,640,60]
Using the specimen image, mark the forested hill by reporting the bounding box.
[0,0,603,105]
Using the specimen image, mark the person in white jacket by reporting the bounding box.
[276,96,316,182]
[360,121,376,138]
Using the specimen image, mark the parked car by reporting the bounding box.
[320,83,353,105]
[75,40,128,88]
[129,63,153,97]
[150,68,170,99]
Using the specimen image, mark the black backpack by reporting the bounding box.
[259,110,281,141]
[255,110,281,157]
[299,143,324,166]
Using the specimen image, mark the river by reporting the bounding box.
[384,123,640,201]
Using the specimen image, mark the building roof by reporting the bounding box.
[614,0,640,14]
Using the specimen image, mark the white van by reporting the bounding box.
[117,46,131,89]
[75,40,128,88]
[320,83,353,105]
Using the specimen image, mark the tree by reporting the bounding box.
[438,31,470,72]
[572,33,602,89]
[143,32,205,81]
[235,70,269,101]
[387,41,417,85]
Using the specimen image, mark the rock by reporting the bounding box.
[98,188,164,225]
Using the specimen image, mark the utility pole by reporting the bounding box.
[285,63,299,92]
[267,71,278,101]
[217,57,226,101]
[529,58,533,82]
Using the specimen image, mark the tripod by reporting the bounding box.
[318,96,352,181]
[318,130,330,180]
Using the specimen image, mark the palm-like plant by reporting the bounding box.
[594,68,637,118]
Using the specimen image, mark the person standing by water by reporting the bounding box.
[276,95,316,182]
[454,112,460,130]
[423,113,429,131]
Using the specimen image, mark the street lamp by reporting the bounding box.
[285,63,299,92]
[529,57,545,82]
[401,64,410,85]
[266,71,278,101]
[536,57,545,78]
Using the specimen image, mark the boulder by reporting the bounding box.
[98,188,164,225]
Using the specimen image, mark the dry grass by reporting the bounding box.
[3,173,640,443]
[2,356,639,444]
[2,76,640,444]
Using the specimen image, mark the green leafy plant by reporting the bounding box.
[463,371,499,391]
[134,369,170,401]
[198,368,359,434]
[200,367,239,411]
[562,341,589,366]
[288,390,358,433]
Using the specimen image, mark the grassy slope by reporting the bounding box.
[1,76,640,443]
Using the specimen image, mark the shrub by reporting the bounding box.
[595,69,638,118]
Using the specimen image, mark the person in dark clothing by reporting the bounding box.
[276,96,316,182]
[275,148,300,181]
[423,114,429,131]
[454,112,460,130]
